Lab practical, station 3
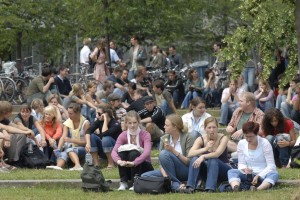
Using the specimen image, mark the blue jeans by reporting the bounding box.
[228,169,279,186]
[142,150,189,191]
[59,146,86,162]
[219,102,239,125]
[281,102,293,118]
[181,91,199,109]
[160,99,173,115]
[186,157,231,191]
[276,95,286,109]
[89,134,106,158]
[243,67,255,92]
[266,135,291,166]
[257,101,273,112]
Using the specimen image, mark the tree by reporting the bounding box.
[221,0,298,86]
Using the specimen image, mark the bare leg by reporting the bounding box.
[91,152,100,166]
[257,182,272,190]
[230,180,240,189]
[56,159,66,168]
[227,140,237,153]
[105,152,114,168]
[68,152,81,168]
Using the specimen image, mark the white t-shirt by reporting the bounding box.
[80,45,91,64]
[110,49,120,63]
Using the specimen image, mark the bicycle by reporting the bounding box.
[69,64,94,90]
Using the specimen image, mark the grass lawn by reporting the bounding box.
[0,167,299,181]
[0,185,298,200]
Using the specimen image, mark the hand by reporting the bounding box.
[226,126,235,134]
[251,175,259,186]
[85,143,91,153]
[277,139,289,148]
[231,130,243,140]
[49,138,56,147]
[64,137,72,143]
[1,132,10,141]
[0,148,4,158]
[41,139,47,147]
[206,140,215,152]
[192,156,205,168]
[125,161,134,167]
[164,142,175,153]
[117,160,127,167]
[259,87,264,93]
[49,77,55,84]
[25,130,35,138]
[242,168,253,174]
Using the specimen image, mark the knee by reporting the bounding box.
[159,150,171,161]
[128,150,140,160]
[207,158,218,166]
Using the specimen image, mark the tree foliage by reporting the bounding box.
[221,0,297,86]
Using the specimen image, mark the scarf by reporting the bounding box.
[127,127,141,147]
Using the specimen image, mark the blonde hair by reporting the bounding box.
[125,111,141,124]
[40,105,58,129]
[240,92,256,107]
[69,83,83,97]
[83,38,91,45]
[47,94,62,104]
[87,81,98,91]
[204,117,219,129]
[30,98,44,110]
[166,114,188,133]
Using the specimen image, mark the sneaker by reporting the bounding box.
[129,186,134,191]
[46,166,63,170]
[0,167,10,173]
[69,167,83,171]
[118,182,128,191]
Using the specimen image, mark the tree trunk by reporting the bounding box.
[296,0,300,71]
[16,31,22,72]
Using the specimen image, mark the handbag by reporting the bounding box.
[133,176,172,194]
[290,145,300,168]
[118,144,144,153]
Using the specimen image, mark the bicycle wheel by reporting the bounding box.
[1,77,16,102]
[14,78,29,104]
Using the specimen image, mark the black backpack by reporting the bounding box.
[19,144,49,169]
[81,163,110,192]
[290,145,300,168]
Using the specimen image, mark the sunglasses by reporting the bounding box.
[97,112,104,116]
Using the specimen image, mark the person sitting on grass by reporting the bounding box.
[30,98,44,120]
[85,104,122,169]
[142,114,194,192]
[183,117,231,193]
[262,108,296,168]
[112,111,154,191]
[182,97,211,139]
[13,105,47,147]
[254,79,275,112]
[0,101,36,170]
[40,105,63,164]
[228,121,279,191]
[47,103,90,170]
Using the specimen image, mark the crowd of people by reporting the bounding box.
[0,36,298,194]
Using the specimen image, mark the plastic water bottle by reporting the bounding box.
[28,142,33,154]
[85,153,93,166]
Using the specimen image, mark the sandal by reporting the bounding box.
[105,166,114,170]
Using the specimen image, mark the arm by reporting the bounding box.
[42,77,55,93]
[58,125,68,150]
[67,121,90,146]
[163,91,177,114]
[52,122,63,140]
[202,136,228,159]
[132,132,152,166]
[260,90,274,102]
[187,137,206,157]
[0,123,34,136]
[140,117,152,124]
[221,88,231,103]
[286,87,293,104]
[257,141,277,178]
[293,95,300,111]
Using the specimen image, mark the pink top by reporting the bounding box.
[40,121,63,140]
[111,129,152,166]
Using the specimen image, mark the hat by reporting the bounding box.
[143,96,154,104]
[107,93,122,101]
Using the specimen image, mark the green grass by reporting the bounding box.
[0,185,298,200]
[0,166,298,181]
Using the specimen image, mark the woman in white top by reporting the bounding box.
[228,121,279,191]
[219,79,239,125]
[182,97,211,139]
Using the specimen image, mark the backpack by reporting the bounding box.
[81,163,110,192]
[290,145,300,168]
[19,144,49,169]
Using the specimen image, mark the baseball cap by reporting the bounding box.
[107,93,122,101]
[143,96,154,104]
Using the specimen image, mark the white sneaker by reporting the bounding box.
[118,182,128,191]
[129,186,134,191]
[46,166,63,170]
[69,167,83,171]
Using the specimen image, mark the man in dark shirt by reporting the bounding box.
[124,89,145,113]
[54,66,72,99]
[107,66,127,96]
[168,45,183,68]
[165,70,185,108]
[138,96,165,147]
